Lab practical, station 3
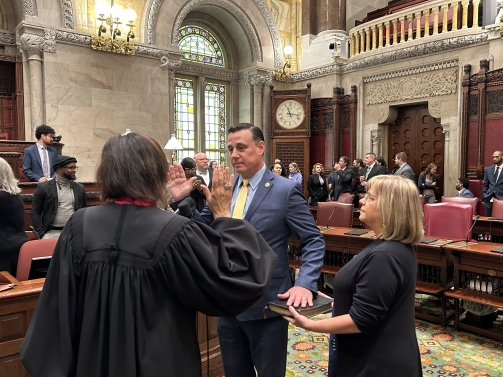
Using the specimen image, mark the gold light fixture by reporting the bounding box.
[275,45,293,82]
[92,1,137,55]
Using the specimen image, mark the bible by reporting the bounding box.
[268,296,333,317]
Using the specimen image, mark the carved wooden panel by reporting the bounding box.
[0,54,24,141]
[487,91,503,114]
[388,104,444,200]
[273,139,309,199]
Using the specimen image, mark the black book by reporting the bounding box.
[344,229,368,236]
[268,296,333,317]
[419,237,438,244]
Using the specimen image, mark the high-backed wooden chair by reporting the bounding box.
[424,203,473,240]
[469,179,485,216]
[316,202,353,228]
[336,193,354,204]
[492,198,503,217]
[16,238,58,281]
[441,196,478,216]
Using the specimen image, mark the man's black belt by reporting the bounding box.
[51,226,64,230]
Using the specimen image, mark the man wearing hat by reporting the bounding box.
[31,156,87,239]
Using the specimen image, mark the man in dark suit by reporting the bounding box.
[358,152,387,193]
[202,123,324,377]
[194,152,212,189]
[31,156,87,239]
[483,150,503,216]
[330,156,353,200]
[394,151,416,182]
[22,125,59,182]
[456,177,475,198]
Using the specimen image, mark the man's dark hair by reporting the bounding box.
[97,132,169,204]
[376,156,387,168]
[340,156,349,165]
[35,125,55,140]
[459,177,470,189]
[228,123,264,143]
[354,158,364,168]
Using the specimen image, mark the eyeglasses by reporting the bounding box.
[64,166,78,171]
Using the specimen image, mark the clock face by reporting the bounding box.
[275,99,306,129]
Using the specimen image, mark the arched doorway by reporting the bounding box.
[388,104,445,200]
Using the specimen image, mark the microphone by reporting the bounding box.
[174,197,195,219]
[326,205,337,229]
[466,214,480,243]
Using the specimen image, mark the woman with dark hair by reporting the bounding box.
[270,162,288,178]
[210,160,218,170]
[0,157,30,275]
[20,132,277,377]
[375,156,390,174]
[418,163,437,203]
[307,163,328,206]
[285,175,423,377]
[177,157,206,212]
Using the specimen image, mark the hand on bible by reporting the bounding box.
[277,286,313,308]
[167,164,196,201]
[202,166,233,218]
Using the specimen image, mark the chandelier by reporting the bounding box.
[91,1,137,55]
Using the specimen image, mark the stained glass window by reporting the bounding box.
[204,82,227,165]
[174,78,195,160]
[178,26,225,67]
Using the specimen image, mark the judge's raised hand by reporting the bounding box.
[167,163,196,201]
[201,166,234,218]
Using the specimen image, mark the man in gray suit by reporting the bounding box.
[394,152,416,181]
[204,123,324,377]
[483,150,503,216]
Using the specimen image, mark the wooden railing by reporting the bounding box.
[348,0,482,57]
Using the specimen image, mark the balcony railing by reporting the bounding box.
[348,0,482,58]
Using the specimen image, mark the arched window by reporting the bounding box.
[175,25,229,165]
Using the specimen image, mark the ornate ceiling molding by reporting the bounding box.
[169,0,262,63]
[22,0,37,17]
[60,0,75,29]
[363,59,459,83]
[0,32,15,45]
[365,69,458,105]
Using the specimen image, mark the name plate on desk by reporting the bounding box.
[344,230,369,236]
[447,241,477,248]
[490,246,503,254]
[420,237,437,244]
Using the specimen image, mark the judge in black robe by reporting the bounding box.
[20,132,277,377]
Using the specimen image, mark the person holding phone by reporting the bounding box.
[173,157,207,212]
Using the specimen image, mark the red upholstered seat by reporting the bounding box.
[469,179,485,216]
[424,203,473,240]
[441,196,478,216]
[16,238,58,281]
[492,199,503,217]
[316,202,353,228]
[336,193,354,204]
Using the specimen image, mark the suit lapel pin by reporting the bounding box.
[265,182,270,187]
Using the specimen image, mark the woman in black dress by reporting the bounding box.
[285,175,423,377]
[307,163,328,206]
[0,157,30,276]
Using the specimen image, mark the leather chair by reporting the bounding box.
[492,198,503,217]
[316,202,353,228]
[16,238,58,281]
[337,193,354,204]
[469,179,484,216]
[424,203,473,240]
[441,196,478,216]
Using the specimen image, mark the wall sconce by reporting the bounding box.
[275,45,293,82]
[92,1,137,55]
[164,134,184,165]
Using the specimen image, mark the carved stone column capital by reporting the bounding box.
[160,56,182,73]
[0,32,15,45]
[18,29,56,53]
[377,105,398,124]
[244,72,272,88]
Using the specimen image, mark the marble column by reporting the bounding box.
[245,72,272,132]
[316,0,346,32]
[26,51,44,130]
[160,56,182,136]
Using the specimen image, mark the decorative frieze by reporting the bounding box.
[366,69,457,105]
[60,0,75,30]
[0,32,15,45]
[244,72,273,87]
[160,56,182,72]
[363,59,459,83]
[22,0,36,17]
[55,30,91,45]
[290,64,342,81]
[178,62,239,80]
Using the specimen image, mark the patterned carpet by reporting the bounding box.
[286,314,503,377]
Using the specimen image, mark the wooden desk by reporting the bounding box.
[444,242,503,341]
[473,217,503,240]
[0,272,43,376]
[289,229,455,324]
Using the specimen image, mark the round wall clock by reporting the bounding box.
[275,99,306,129]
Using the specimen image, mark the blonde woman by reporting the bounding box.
[285,175,423,377]
[288,162,302,185]
[0,158,30,275]
[307,163,328,206]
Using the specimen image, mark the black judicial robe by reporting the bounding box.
[20,203,277,377]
